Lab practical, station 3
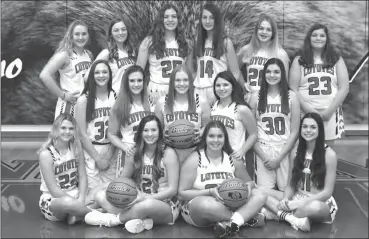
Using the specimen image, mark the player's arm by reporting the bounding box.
[282,146,297,200]
[185,40,196,79]
[107,110,130,153]
[39,51,69,99]
[320,57,349,121]
[199,95,211,137]
[288,56,318,114]
[76,150,88,202]
[279,48,290,80]
[234,156,252,182]
[225,38,245,86]
[154,96,165,130]
[136,37,151,73]
[120,154,135,179]
[238,105,258,157]
[83,49,109,82]
[275,91,300,162]
[39,150,71,198]
[148,147,179,201]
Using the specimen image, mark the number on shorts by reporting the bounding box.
[248,68,263,87]
[161,60,183,78]
[59,171,78,189]
[95,121,109,140]
[262,116,286,135]
[200,60,214,78]
[308,76,332,95]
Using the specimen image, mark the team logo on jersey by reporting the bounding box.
[165,111,199,124]
[211,115,235,129]
[303,64,335,77]
[117,57,135,68]
[75,61,91,73]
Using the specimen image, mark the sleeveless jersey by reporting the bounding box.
[40,145,79,193]
[59,50,92,94]
[211,101,246,152]
[256,93,291,142]
[193,149,235,190]
[139,150,167,194]
[162,94,202,131]
[299,59,338,110]
[120,103,153,145]
[148,39,185,85]
[85,90,117,144]
[109,49,135,92]
[244,49,269,94]
[194,39,228,88]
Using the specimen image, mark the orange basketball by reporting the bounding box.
[106,178,137,208]
[167,119,196,149]
[218,178,249,210]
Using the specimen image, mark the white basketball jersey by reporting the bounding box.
[109,49,135,92]
[194,40,227,88]
[245,49,269,94]
[162,94,202,131]
[120,103,153,145]
[193,149,235,190]
[256,93,291,142]
[211,101,246,152]
[148,39,185,85]
[59,50,92,94]
[40,146,79,193]
[299,59,338,110]
[85,91,117,144]
[139,151,166,194]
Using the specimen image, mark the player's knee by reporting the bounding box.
[191,197,223,218]
[94,190,107,204]
[305,200,326,214]
[250,188,267,203]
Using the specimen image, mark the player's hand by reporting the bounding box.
[265,157,281,170]
[126,190,147,209]
[64,91,80,103]
[285,200,302,211]
[231,149,245,161]
[164,130,172,145]
[209,187,224,203]
[123,144,136,157]
[193,128,201,142]
[277,199,291,211]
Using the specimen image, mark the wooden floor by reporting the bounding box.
[1,138,368,238]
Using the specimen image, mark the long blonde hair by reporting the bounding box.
[37,113,83,159]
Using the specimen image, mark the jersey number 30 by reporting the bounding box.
[262,116,286,135]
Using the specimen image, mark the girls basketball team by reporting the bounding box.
[38,2,348,238]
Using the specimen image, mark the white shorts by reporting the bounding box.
[148,81,169,106]
[255,141,289,191]
[324,107,344,140]
[194,86,216,107]
[39,188,79,221]
[292,191,338,223]
[54,97,76,119]
[84,144,117,189]
[164,197,180,225]
[180,199,209,227]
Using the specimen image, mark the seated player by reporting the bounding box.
[84,115,180,234]
[38,113,92,224]
[261,112,338,232]
[178,120,267,238]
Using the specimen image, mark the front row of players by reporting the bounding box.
[39,110,338,238]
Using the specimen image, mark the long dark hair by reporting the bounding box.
[82,60,113,123]
[290,112,326,191]
[213,71,249,108]
[132,115,164,189]
[298,23,340,68]
[258,58,290,116]
[195,3,226,60]
[149,3,189,59]
[197,121,233,156]
[107,18,135,62]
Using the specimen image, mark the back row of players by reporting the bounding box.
[38,2,346,236]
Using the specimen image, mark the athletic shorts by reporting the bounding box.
[292,191,338,223]
[148,81,169,106]
[54,97,76,119]
[180,198,216,227]
[194,86,216,107]
[323,107,345,140]
[255,140,289,191]
[39,188,79,221]
[163,196,180,225]
[84,144,117,189]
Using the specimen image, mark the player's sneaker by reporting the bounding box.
[244,213,266,228]
[289,216,311,232]
[84,211,121,227]
[124,218,154,234]
[214,221,239,238]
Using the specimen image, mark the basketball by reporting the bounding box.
[218,178,249,210]
[167,119,196,149]
[106,178,137,208]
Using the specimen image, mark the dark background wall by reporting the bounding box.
[1,1,368,124]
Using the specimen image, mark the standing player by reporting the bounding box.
[84,115,180,234]
[249,58,300,195]
[86,18,136,92]
[289,23,349,147]
[237,14,289,102]
[107,65,153,177]
[261,113,338,232]
[75,60,117,192]
[40,20,93,119]
[211,71,257,165]
[155,64,211,165]
[178,121,266,238]
[190,3,243,106]
[38,113,92,224]
[136,3,189,105]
